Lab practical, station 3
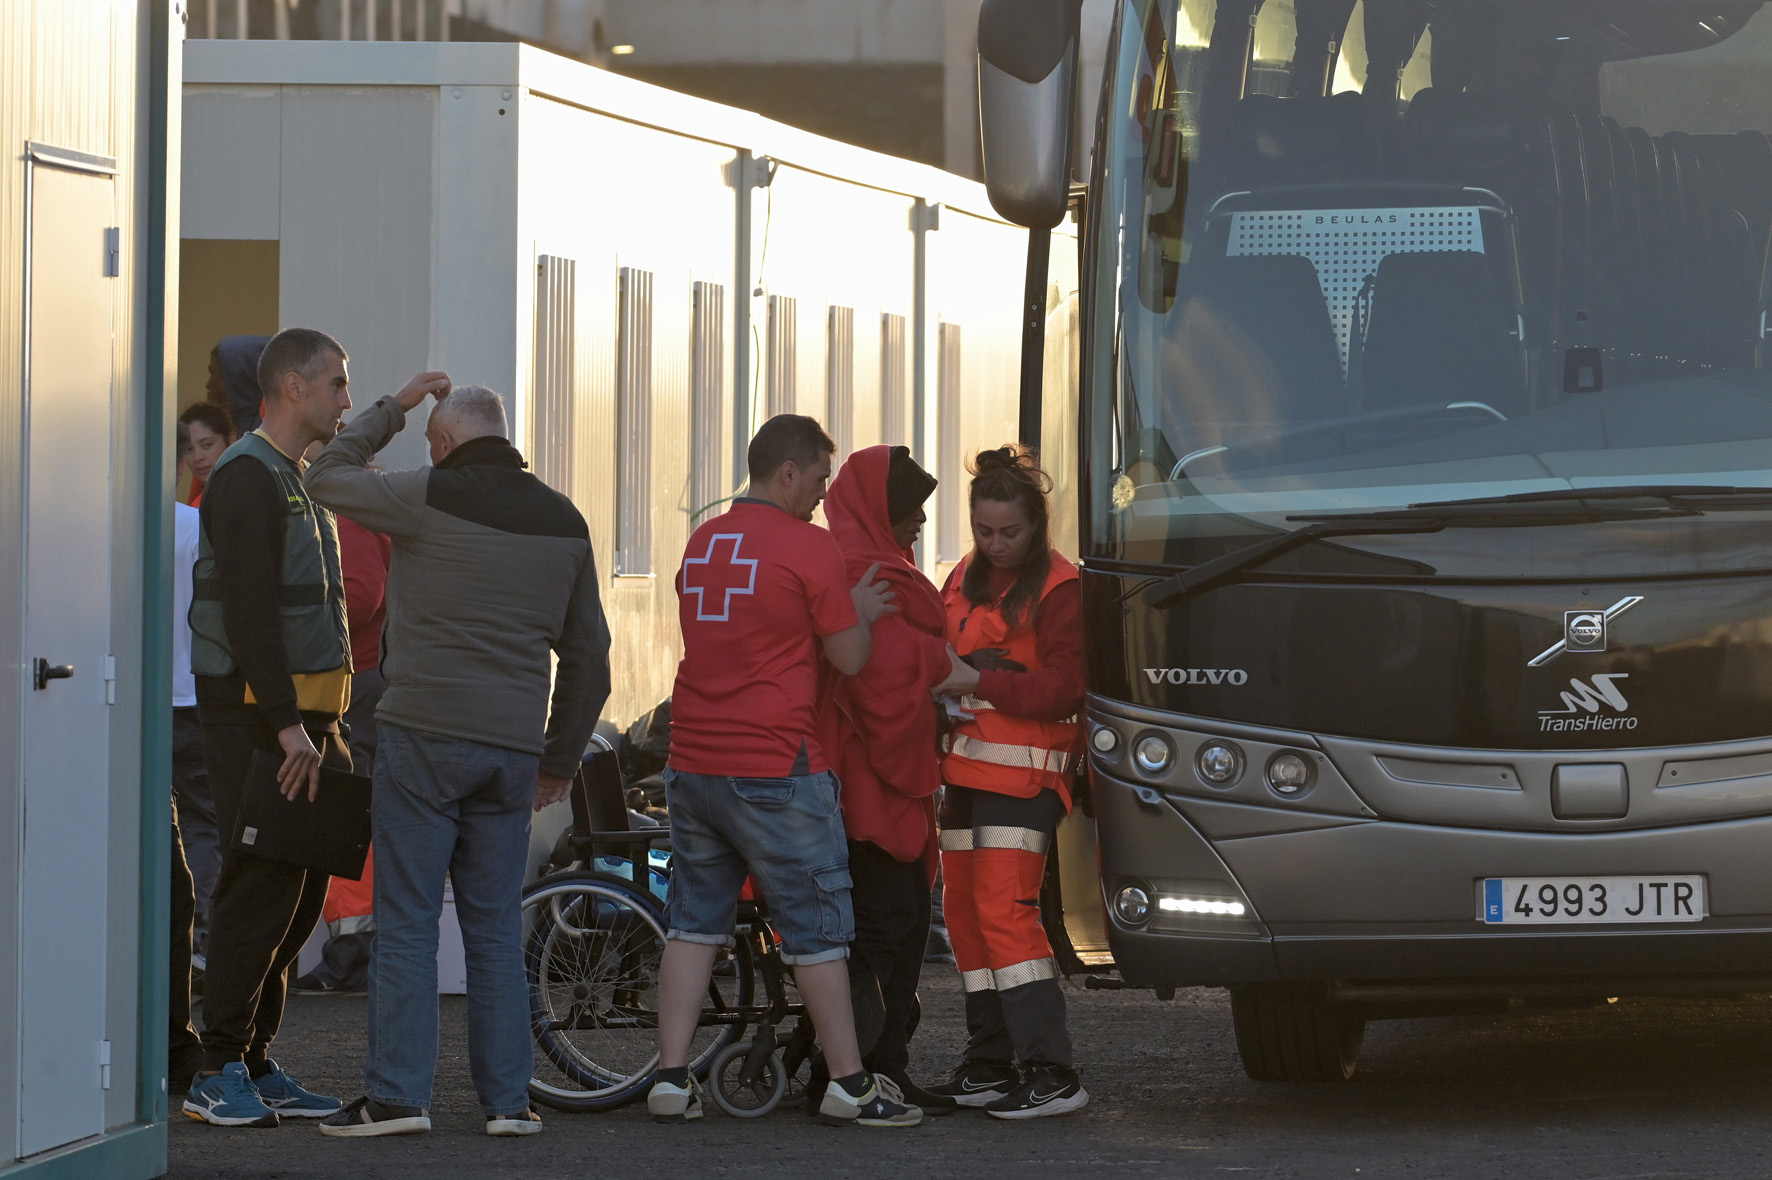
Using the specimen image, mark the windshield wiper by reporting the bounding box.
[1141,498,1694,609]
[1409,484,1772,511]
[1141,516,1446,607]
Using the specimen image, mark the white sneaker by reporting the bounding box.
[486,1108,542,1136]
[646,1077,703,1123]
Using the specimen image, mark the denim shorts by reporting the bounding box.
[662,766,853,966]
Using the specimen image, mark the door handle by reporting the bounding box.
[32,659,73,691]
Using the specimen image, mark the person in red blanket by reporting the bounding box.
[925,445,1088,1120]
[815,444,967,1115]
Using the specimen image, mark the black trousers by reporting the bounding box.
[173,707,220,952]
[847,839,932,1076]
[169,800,203,1085]
[198,716,349,1072]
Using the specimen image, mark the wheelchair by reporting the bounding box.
[522,735,818,1117]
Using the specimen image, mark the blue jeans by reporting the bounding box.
[663,766,854,966]
[367,722,537,1116]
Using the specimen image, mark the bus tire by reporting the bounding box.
[1228,982,1364,1082]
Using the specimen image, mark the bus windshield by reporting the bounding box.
[1093,0,1772,577]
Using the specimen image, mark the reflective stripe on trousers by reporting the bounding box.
[938,825,1051,856]
[959,957,1059,993]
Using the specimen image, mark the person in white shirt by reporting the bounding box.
[171,423,209,1089]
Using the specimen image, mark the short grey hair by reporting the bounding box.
[431,384,508,442]
[258,327,346,402]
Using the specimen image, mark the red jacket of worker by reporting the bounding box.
[816,445,950,872]
[337,513,391,673]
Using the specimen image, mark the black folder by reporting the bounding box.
[229,750,373,880]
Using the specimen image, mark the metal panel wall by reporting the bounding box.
[825,305,854,459]
[936,321,963,561]
[0,1,159,1173]
[179,86,279,239]
[766,293,797,418]
[881,312,907,446]
[924,207,1027,574]
[748,163,916,460]
[690,280,726,520]
[277,85,438,473]
[616,266,654,576]
[532,254,577,497]
[510,93,738,731]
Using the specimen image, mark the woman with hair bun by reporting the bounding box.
[923,445,1088,1119]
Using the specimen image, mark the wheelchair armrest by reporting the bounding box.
[567,829,672,856]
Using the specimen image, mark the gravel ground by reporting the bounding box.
[167,972,1772,1180]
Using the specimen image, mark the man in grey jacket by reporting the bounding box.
[305,377,611,1139]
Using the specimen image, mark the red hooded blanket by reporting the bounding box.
[817,445,950,869]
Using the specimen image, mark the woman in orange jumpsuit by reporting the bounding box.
[925,446,1088,1119]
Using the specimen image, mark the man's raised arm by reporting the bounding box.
[305,372,449,537]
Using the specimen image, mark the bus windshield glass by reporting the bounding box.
[1094,0,1772,577]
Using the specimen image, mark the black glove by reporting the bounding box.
[962,647,1027,673]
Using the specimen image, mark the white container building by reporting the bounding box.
[181,39,1079,731]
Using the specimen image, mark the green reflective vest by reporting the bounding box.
[188,431,350,679]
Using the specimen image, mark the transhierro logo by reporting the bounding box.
[1538,672,1638,732]
[1144,667,1248,686]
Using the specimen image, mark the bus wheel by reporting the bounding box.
[1228,983,1364,1082]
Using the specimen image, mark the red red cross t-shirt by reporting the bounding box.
[669,500,858,776]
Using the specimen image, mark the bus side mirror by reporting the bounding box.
[976,0,1083,230]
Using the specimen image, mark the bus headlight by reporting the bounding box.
[1091,727,1120,754]
[1133,734,1173,776]
[1157,895,1247,917]
[1195,741,1243,786]
[1114,884,1151,925]
[1266,751,1314,796]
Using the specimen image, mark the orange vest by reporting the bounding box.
[940,551,1082,805]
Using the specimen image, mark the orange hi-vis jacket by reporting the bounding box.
[940,552,1083,806]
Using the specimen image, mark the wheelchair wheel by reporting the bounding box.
[524,873,753,1112]
[708,1040,787,1118]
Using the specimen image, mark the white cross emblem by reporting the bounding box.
[681,533,758,622]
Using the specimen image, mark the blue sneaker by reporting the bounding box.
[182,1062,278,1127]
[252,1060,342,1118]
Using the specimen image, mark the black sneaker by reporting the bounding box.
[290,972,362,997]
[924,1060,1016,1108]
[318,1096,431,1137]
[878,1069,958,1115]
[985,1065,1089,1120]
[818,1074,922,1126]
